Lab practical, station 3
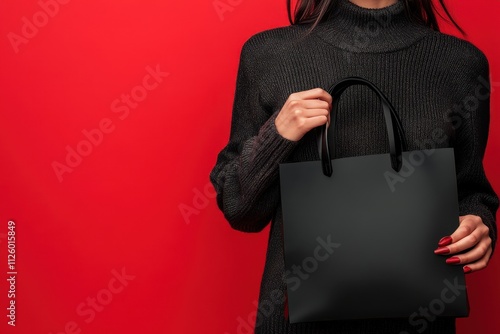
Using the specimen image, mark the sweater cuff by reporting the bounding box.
[238,110,299,191]
[256,109,300,164]
[264,109,299,146]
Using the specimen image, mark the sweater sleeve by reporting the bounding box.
[452,53,499,256]
[209,38,299,232]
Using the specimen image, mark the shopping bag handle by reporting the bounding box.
[320,76,407,177]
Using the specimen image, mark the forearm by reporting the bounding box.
[210,110,298,232]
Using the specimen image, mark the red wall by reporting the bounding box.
[0,1,498,333]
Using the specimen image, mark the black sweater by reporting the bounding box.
[209,0,498,332]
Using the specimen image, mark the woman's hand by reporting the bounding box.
[275,88,332,142]
[434,214,492,273]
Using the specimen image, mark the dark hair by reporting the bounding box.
[287,0,465,35]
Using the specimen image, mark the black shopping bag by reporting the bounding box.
[279,77,468,323]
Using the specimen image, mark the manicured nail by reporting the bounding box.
[438,236,453,247]
[463,266,472,274]
[434,247,450,255]
[446,256,461,264]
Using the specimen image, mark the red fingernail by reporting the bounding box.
[438,236,453,247]
[463,266,472,274]
[446,256,461,264]
[434,247,450,255]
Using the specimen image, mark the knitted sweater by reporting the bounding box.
[209,0,499,333]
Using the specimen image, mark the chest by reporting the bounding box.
[259,53,462,162]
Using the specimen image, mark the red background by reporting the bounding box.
[0,1,498,333]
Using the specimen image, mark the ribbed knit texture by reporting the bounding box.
[209,0,498,333]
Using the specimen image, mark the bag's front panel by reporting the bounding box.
[279,148,468,323]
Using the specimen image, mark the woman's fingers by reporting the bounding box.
[275,88,333,141]
[286,99,330,111]
[302,114,331,129]
[461,247,492,273]
[290,88,333,106]
[450,215,485,243]
[437,229,484,255]
[434,214,492,274]
[443,237,491,265]
[435,215,488,254]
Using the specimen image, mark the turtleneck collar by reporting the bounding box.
[311,0,433,53]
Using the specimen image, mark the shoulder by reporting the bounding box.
[425,31,489,74]
[239,24,309,64]
[421,31,491,102]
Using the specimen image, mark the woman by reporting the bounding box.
[209,0,498,332]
